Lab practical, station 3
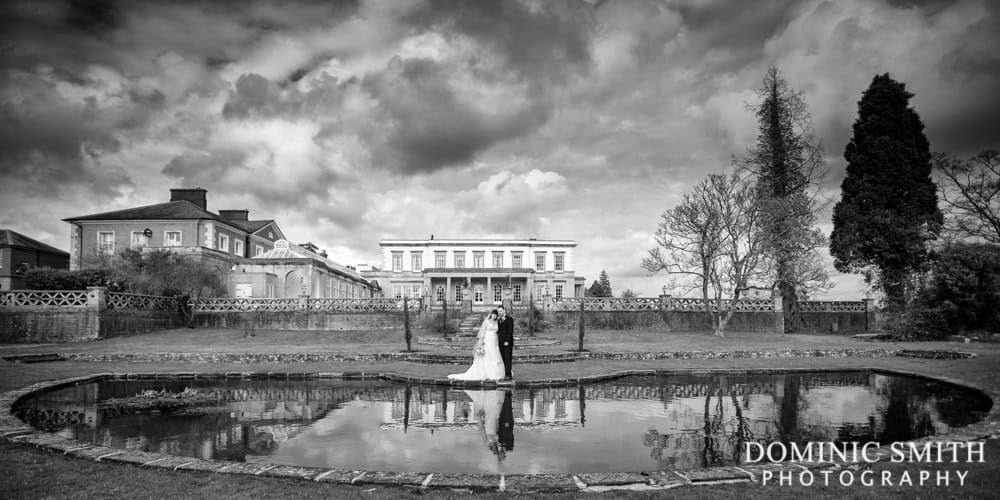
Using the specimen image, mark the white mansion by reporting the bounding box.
[361,238,586,309]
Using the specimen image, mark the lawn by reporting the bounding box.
[1,326,998,498]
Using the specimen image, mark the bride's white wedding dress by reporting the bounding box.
[448,316,505,381]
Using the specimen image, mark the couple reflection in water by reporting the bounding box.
[464,389,514,461]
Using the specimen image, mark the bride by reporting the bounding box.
[448,309,506,381]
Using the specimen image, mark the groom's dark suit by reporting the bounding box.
[497,313,514,379]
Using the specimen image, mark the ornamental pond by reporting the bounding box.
[14,372,991,474]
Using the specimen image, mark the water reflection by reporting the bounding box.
[14,372,990,474]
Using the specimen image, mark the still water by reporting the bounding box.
[14,372,991,474]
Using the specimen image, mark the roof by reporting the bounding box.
[63,200,221,223]
[229,219,273,234]
[64,201,281,237]
[0,230,69,256]
[254,240,368,283]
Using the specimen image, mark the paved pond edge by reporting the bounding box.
[1,367,997,494]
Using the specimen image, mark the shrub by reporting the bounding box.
[419,312,458,336]
[22,268,123,291]
[517,306,548,333]
[891,243,1000,340]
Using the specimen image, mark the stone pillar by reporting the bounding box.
[659,293,672,311]
[86,286,107,339]
[298,294,310,311]
[772,288,784,334]
[486,276,492,304]
[864,297,877,331]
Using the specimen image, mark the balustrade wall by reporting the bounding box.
[539,296,878,333]
[189,296,421,331]
[0,288,185,343]
[1,289,879,342]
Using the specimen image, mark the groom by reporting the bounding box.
[497,306,514,380]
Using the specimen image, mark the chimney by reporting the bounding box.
[219,209,249,221]
[170,188,208,211]
[320,250,328,258]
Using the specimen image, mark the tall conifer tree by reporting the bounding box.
[598,270,613,298]
[830,74,942,309]
[744,67,829,332]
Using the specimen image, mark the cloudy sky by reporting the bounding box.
[1,0,998,298]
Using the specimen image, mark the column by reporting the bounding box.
[446,276,452,308]
[86,286,107,339]
[864,298,877,331]
[486,276,492,304]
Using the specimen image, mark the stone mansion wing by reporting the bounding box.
[361,238,586,310]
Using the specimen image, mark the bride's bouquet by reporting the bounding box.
[474,343,486,357]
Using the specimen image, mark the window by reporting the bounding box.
[513,284,522,303]
[473,252,484,268]
[255,245,265,256]
[512,253,522,268]
[392,252,403,272]
[554,253,564,272]
[435,285,445,302]
[435,252,446,268]
[455,284,463,301]
[411,285,421,298]
[130,232,149,249]
[494,283,503,302]
[411,253,422,271]
[492,252,503,268]
[555,284,564,299]
[535,284,545,300]
[393,286,403,299]
[473,286,484,303]
[234,240,244,257]
[454,252,465,268]
[165,231,182,247]
[218,233,229,253]
[535,253,545,271]
[98,232,115,254]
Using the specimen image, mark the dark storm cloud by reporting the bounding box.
[65,0,122,34]
[222,72,350,120]
[362,57,551,173]
[409,0,595,83]
[666,0,800,75]
[0,69,163,195]
[162,149,247,183]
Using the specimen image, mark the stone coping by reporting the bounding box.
[24,348,977,364]
[1,368,997,494]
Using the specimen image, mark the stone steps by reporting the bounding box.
[456,315,482,337]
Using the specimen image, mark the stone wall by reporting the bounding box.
[0,307,96,343]
[539,297,878,333]
[191,310,407,331]
[0,288,185,343]
[545,310,780,332]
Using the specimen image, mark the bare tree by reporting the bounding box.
[642,171,771,337]
[935,150,1000,244]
